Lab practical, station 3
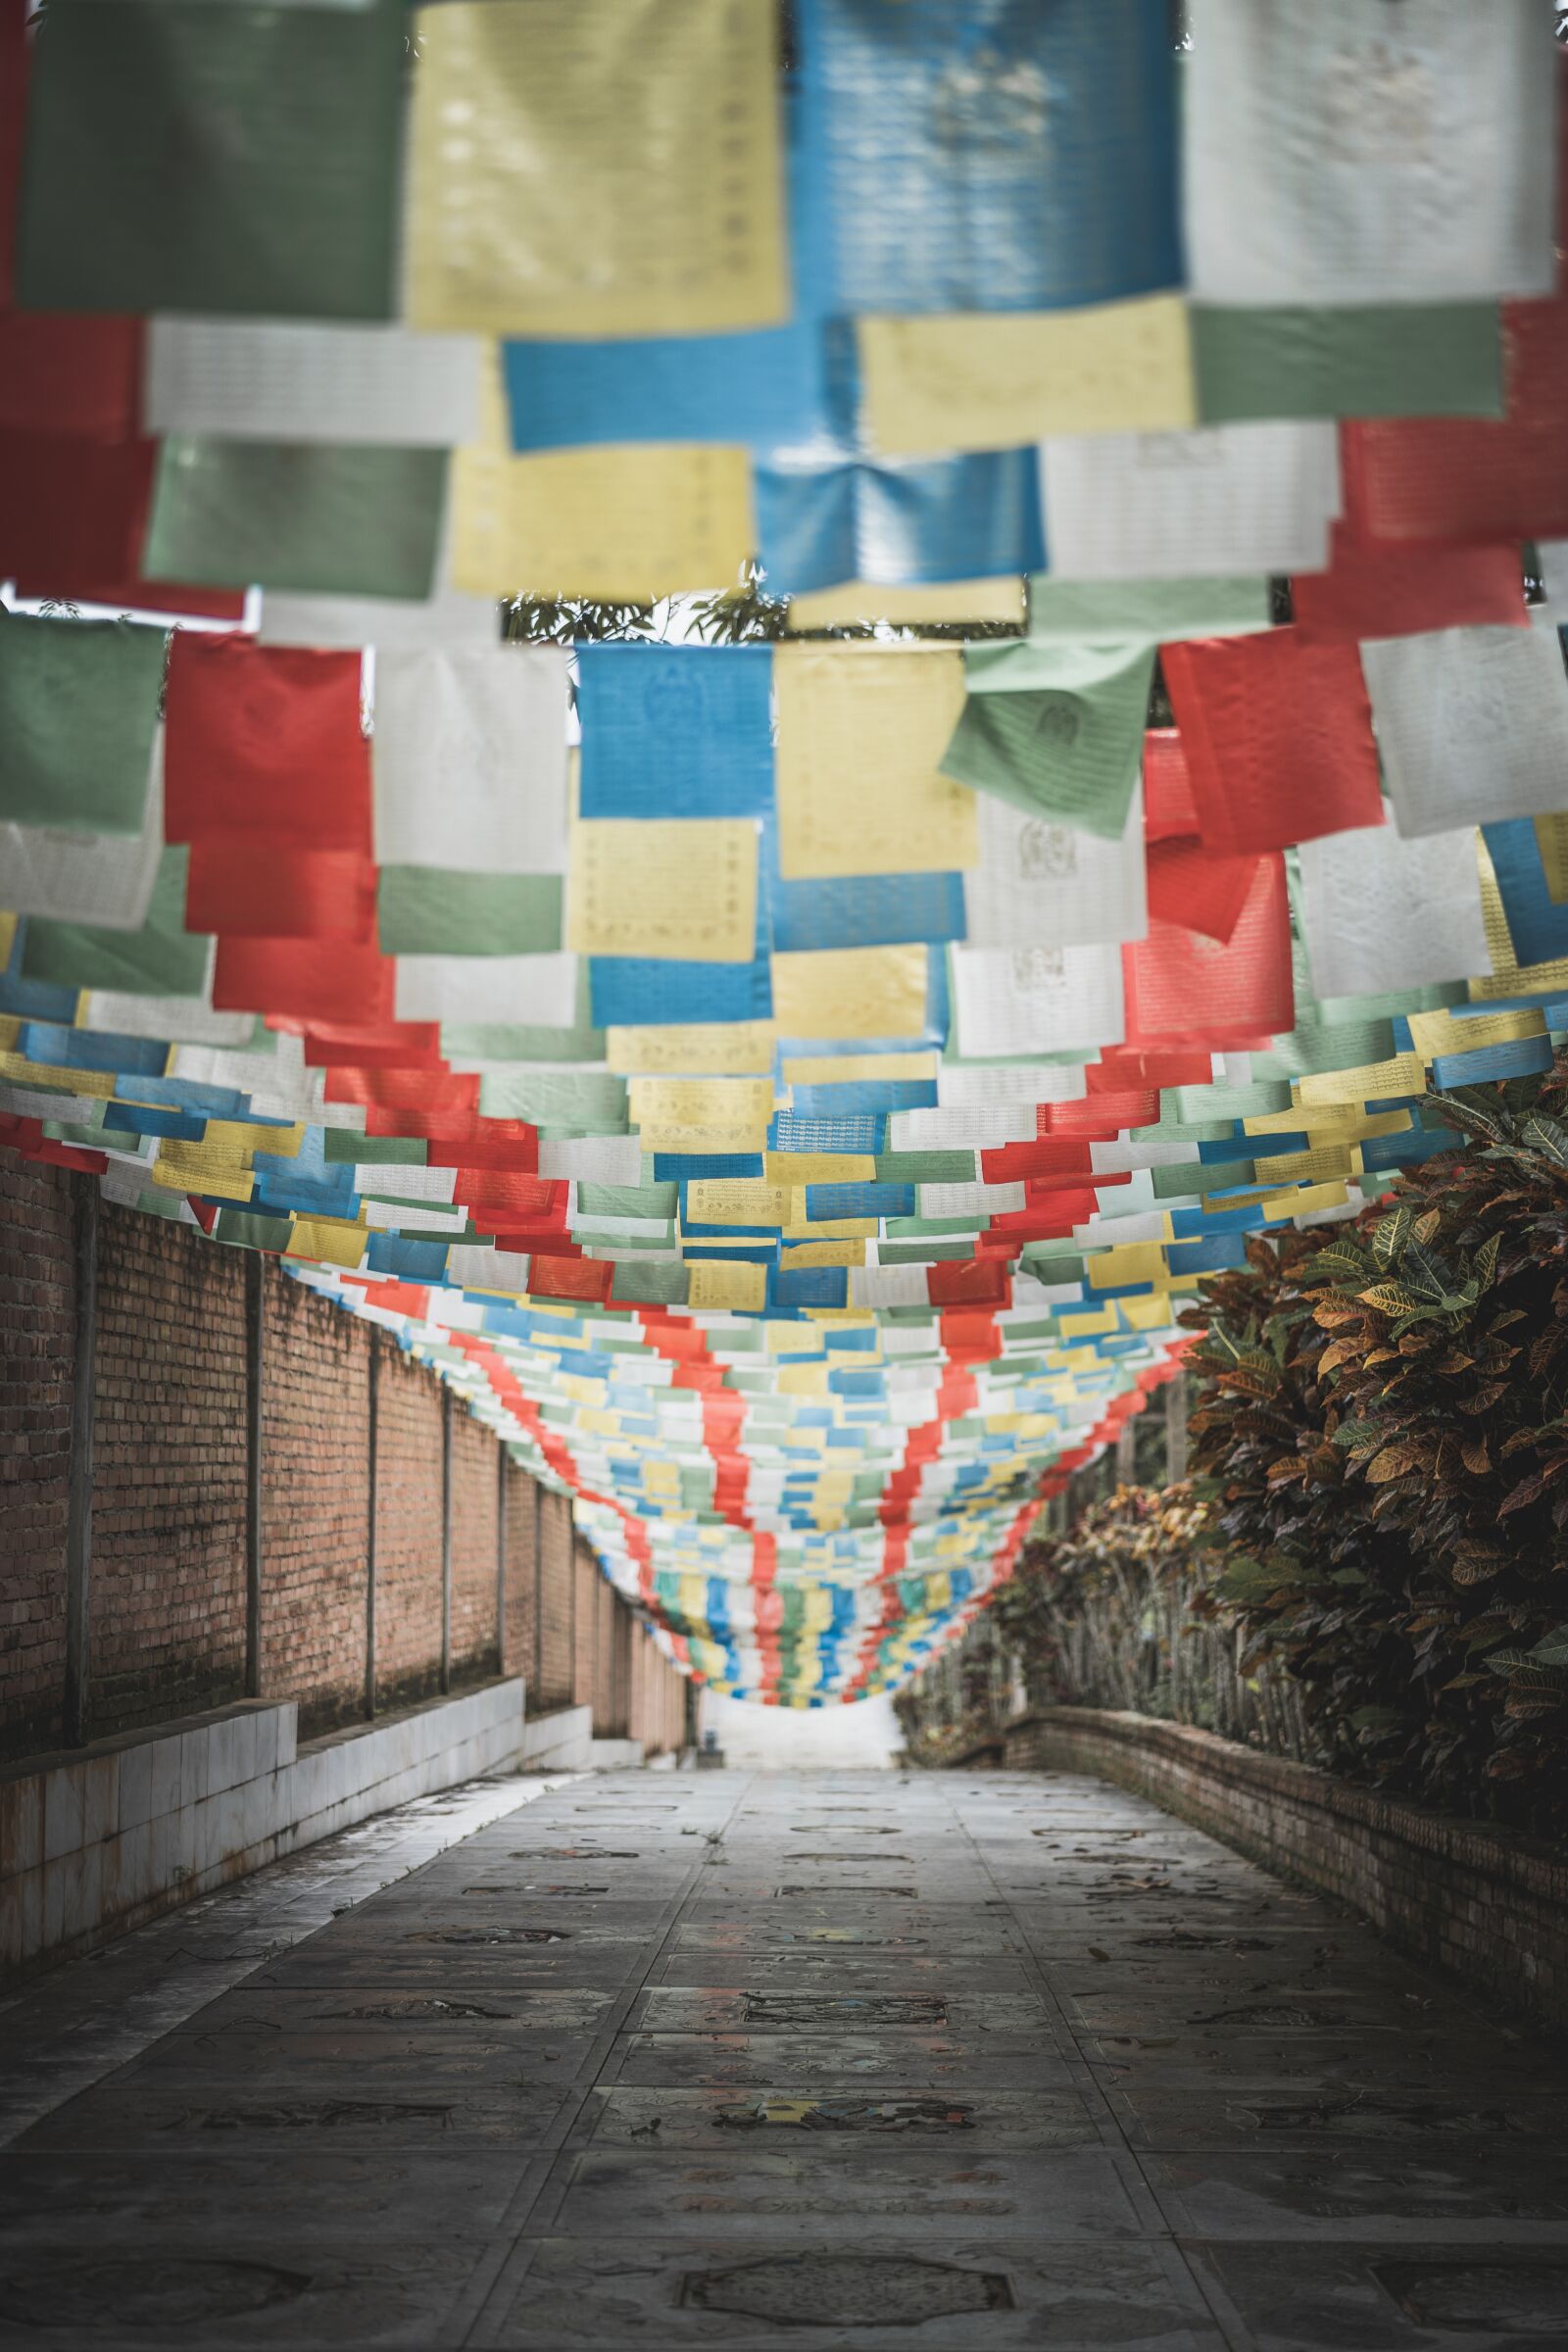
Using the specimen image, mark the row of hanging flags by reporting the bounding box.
[4,2,1568,1706]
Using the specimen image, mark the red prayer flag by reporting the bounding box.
[165,635,370,854]
[214,937,391,1026]
[1123,853,1294,1045]
[186,844,376,941]
[1141,727,1199,841]
[1291,524,1527,643]
[1161,630,1384,857]
[1146,837,1265,945]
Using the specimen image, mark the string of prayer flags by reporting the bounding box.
[1025,576,1273,646]
[144,320,481,450]
[0,613,166,835]
[1160,630,1385,857]
[407,0,788,337]
[1040,420,1342,580]
[1297,823,1493,1000]
[1359,615,1568,839]
[142,439,449,601]
[577,646,773,821]
[774,645,976,881]
[757,448,1044,599]
[1184,0,1556,307]
[939,639,1155,843]
[17,0,407,319]
[799,0,1181,315]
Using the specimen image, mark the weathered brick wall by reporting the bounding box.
[90,1202,250,1738]
[1005,1706,1568,2033]
[259,1266,370,1738]
[1,1152,682,1763]
[0,1158,76,1759]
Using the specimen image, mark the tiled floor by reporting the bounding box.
[2,1767,1566,2347]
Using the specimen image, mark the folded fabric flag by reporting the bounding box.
[1,729,165,930]
[1026,576,1273,646]
[217,937,390,1027]
[1184,0,1556,306]
[940,639,1154,844]
[567,818,759,963]
[1360,615,1568,838]
[16,0,406,318]
[1192,302,1504,424]
[1340,298,1568,546]
[452,436,754,602]
[376,870,562,959]
[951,940,1124,1060]
[786,578,1026,631]
[772,946,930,1043]
[0,612,166,835]
[798,0,1179,314]
[23,845,212,999]
[767,834,966,956]
[1123,855,1293,1045]
[142,439,448,601]
[259,577,499,652]
[775,645,976,880]
[1040,421,1341,579]
[758,449,1044,596]
[164,635,370,854]
[1140,729,1199,841]
[1161,631,1384,856]
[857,296,1195,459]
[1144,838,1264,947]
[578,645,773,820]
[1291,528,1527,643]
[144,320,481,449]
[961,785,1146,952]
[188,844,377,944]
[505,319,834,457]
[1298,821,1491,999]
[371,647,567,877]
[1480,820,1568,970]
[407,0,787,336]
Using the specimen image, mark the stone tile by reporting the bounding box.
[0,2150,538,2244]
[21,2078,575,2151]
[1146,2148,1568,2241]
[614,2032,1074,2091]
[1188,2240,1568,2351]
[579,2084,1102,2150]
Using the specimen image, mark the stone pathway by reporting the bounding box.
[2,1766,1566,2347]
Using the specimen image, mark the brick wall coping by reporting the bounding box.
[1011,1706,1568,1907]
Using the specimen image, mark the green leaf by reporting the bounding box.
[1371,1203,1413,1271]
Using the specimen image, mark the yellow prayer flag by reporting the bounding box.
[856,294,1196,460]
[1087,1241,1169,1292]
[608,1020,775,1075]
[285,1216,367,1268]
[1536,813,1568,904]
[1296,1053,1426,1108]
[1253,1144,1354,1186]
[772,946,930,1042]
[786,578,1027,631]
[1407,1005,1545,1061]
[782,1219,877,1240]
[1118,1294,1180,1332]
[781,1240,866,1268]
[453,439,754,602]
[567,818,758,963]
[628,1075,772,1134]
[685,1180,790,1227]
[781,1052,940,1087]
[774,644,976,879]
[765,1152,878,1185]
[407,0,788,336]
[686,1258,767,1312]
[1472,834,1568,999]
[0,1053,116,1100]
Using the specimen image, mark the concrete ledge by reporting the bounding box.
[1005,1706,1568,2033]
[589,1737,644,1771]
[517,1704,593,1774]
[1,1678,526,1983]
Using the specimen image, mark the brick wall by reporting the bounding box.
[0,1152,685,1761]
[1004,1705,1568,2033]
[0,1159,75,1758]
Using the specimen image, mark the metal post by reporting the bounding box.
[63,1178,98,1748]
[440,1385,453,1694]
[532,1481,544,1695]
[1115,1415,1138,1486]
[245,1250,264,1699]
[1165,1370,1189,1484]
[495,1446,508,1678]
[365,1329,378,1719]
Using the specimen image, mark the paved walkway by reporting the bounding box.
[2,1767,1566,2347]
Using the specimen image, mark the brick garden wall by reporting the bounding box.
[0,1153,688,1761]
[1005,1705,1568,2033]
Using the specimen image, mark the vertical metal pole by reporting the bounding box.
[244,1250,264,1699]
[63,1178,98,1748]
[440,1385,453,1694]
[495,1446,508,1678]
[365,1329,378,1719]
[1115,1414,1138,1486]
[1165,1370,1189,1484]
[532,1482,544,1696]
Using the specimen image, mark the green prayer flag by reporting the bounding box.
[378,868,564,957]
[874,1152,977,1184]
[215,1209,293,1252]
[478,1069,628,1126]
[143,440,447,600]
[17,0,405,318]
[22,849,211,996]
[0,614,165,836]
[941,640,1155,842]
[611,1260,690,1306]
[1026,576,1272,646]
[576,1180,678,1219]
[1193,304,1504,425]
[323,1131,427,1166]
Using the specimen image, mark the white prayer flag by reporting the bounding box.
[1040,421,1341,580]
[146,318,482,448]
[1297,821,1493,998]
[1362,614,1568,839]
[951,941,1125,1059]
[372,647,569,874]
[963,784,1147,951]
